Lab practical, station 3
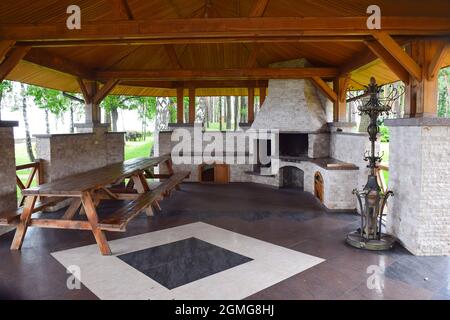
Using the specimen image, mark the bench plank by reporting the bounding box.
[0,196,66,226]
[98,171,189,232]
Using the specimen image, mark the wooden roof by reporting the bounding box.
[1,0,450,96]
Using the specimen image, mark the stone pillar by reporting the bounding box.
[0,121,18,234]
[385,117,450,256]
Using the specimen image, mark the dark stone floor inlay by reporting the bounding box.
[117,237,253,289]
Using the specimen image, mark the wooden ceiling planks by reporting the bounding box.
[1,0,450,95]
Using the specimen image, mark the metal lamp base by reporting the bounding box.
[346,231,396,251]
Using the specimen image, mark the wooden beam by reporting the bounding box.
[24,49,93,79]
[364,40,410,84]
[177,87,184,124]
[18,35,369,47]
[371,31,422,81]
[113,0,134,20]
[333,77,347,122]
[311,77,337,102]
[427,41,449,80]
[245,44,262,68]
[188,87,195,123]
[339,75,351,103]
[3,17,450,42]
[0,40,15,64]
[248,87,255,123]
[249,0,270,17]
[93,79,120,105]
[259,86,267,107]
[165,44,182,69]
[121,79,269,89]
[0,46,30,82]
[77,78,91,104]
[96,67,338,81]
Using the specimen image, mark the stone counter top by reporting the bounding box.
[278,155,359,171]
[0,121,19,127]
[385,117,450,127]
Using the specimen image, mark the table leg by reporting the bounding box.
[165,158,180,190]
[132,172,154,216]
[62,198,82,220]
[11,196,38,250]
[81,192,111,256]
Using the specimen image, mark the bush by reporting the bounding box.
[379,125,390,143]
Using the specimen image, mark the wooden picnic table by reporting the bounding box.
[10,155,189,255]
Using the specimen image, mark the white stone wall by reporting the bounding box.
[278,161,357,211]
[386,124,450,256]
[36,129,125,183]
[0,125,18,235]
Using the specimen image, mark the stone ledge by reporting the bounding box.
[385,117,450,127]
[331,131,368,137]
[328,121,356,128]
[34,133,93,138]
[74,122,110,129]
[0,121,19,127]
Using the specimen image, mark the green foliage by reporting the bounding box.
[0,80,12,96]
[379,124,390,143]
[26,85,68,116]
[437,67,449,117]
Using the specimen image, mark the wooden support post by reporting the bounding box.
[248,87,255,123]
[188,87,196,123]
[333,77,349,122]
[177,87,184,123]
[405,40,444,118]
[78,80,100,123]
[259,87,267,107]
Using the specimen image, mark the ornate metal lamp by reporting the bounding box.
[346,77,400,251]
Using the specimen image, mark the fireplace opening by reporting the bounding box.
[279,133,308,157]
[280,166,304,190]
[253,139,272,173]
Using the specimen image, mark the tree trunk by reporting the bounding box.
[226,96,232,129]
[45,109,50,134]
[205,97,210,128]
[0,91,3,121]
[69,103,75,133]
[111,108,119,132]
[155,97,170,132]
[240,96,247,123]
[219,96,223,131]
[197,97,206,124]
[234,96,239,130]
[20,84,35,162]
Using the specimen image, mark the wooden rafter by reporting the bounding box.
[77,78,91,103]
[18,35,369,48]
[96,67,338,81]
[113,0,134,20]
[0,40,15,64]
[364,40,410,84]
[427,41,449,80]
[245,44,262,68]
[24,49,93,79]
[371,31,422,81]
[164,44,182,69]
[311,77,337,102]
[0,46,31,82]
[249,0,270,17]
[93,79,120,105]
[3,17,450,42]
[339,49,377,76]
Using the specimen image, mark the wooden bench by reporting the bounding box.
[98,171,190,232]
[0,197,66,226]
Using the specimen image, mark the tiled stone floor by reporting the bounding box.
[0,182,449,300]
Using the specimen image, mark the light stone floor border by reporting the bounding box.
[52,222,325,300]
